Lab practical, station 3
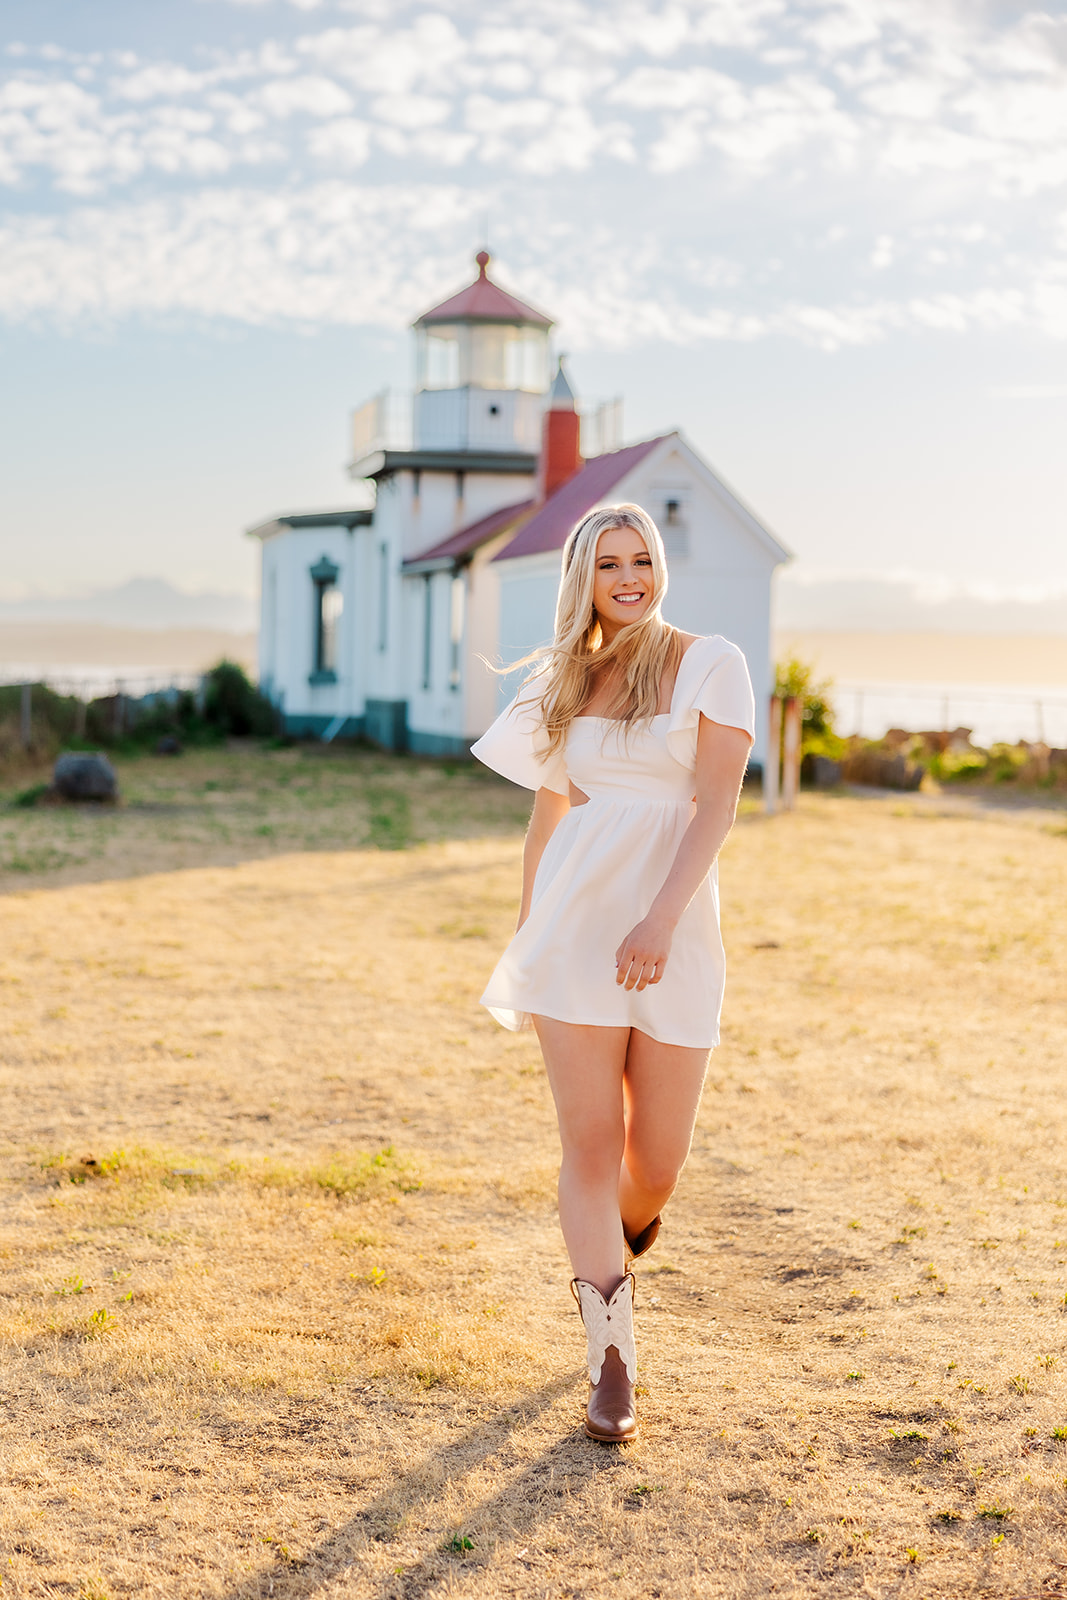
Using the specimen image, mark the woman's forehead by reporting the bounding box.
[595,525,648,558]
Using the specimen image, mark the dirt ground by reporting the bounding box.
[1,747,1066,1598]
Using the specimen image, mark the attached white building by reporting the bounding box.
[248,252,790,765]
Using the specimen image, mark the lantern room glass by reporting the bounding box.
[416,323,549,393]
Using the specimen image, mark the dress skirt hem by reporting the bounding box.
[481,999,719,1052]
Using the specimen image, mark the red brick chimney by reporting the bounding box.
[538,356,583,501]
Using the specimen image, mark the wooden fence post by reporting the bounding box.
[765,694,781,815]
[20,682,32,750]
[782,695,801,811]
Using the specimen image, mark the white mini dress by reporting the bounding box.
[470,635,755,1049]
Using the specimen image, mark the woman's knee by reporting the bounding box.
[625,1143,688,1197]
[560,1119,624,1181]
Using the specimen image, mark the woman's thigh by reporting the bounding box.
[622,1031,711,1182]
[533,1016,631,1157]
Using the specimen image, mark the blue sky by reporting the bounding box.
[1,0,1066,604]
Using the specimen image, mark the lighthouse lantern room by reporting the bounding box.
[413,250,553,454]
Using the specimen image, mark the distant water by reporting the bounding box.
[4,662,1067,749]
[832,681,1067,748]
[0,664,203,699]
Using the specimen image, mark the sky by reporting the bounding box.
[1,0,1066,609]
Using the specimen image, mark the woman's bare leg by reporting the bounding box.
[533,1016,630,1298]
[618,1031,710,1242]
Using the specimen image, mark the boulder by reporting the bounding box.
[840,749,924,791]
[801,753,842,788]
[52,751,118,802]
[154,736,183,756]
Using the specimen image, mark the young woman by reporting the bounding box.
[471,503,754,1443]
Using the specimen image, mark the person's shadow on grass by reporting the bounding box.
[220,1369,629,1598]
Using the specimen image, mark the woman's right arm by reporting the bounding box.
[517,787,570,930]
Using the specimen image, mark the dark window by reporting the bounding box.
[449,573,465,691]
[422,573,433,691]
[665,498,681,526]
[378,542,389,653]
[309,556,341,681]
[455,470,465,502]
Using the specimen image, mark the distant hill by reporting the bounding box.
[776,573,1067,636]
[0,578,256,632]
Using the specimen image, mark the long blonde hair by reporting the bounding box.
[516,503,682,757]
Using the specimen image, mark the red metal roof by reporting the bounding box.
[403,497,536,568]
[415,251,553,328]
[493,437,668,562]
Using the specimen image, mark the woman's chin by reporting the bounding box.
[599,605,650,631]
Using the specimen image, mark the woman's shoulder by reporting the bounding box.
[676,631,747,668]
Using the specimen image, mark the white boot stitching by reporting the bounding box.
[573,1277,637,1384]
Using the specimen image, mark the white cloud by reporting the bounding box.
[0,183,489,327]
[3,0,1067,350]
[306,116,370,165]
[257,75,353,117]
[370,92,450,130]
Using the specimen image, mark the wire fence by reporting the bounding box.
[0,667,204,700]
[832,681,1067,749]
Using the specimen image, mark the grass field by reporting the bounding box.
[2,745,1067,1598]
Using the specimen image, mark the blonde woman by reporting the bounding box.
[471,504,754,1443]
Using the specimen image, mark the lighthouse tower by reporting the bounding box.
[412,250,553,455]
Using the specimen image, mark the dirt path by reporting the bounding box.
[2,796,1066,1597]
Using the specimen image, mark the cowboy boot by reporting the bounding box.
[570,1273,638,1443]
[624,1214,661,1266]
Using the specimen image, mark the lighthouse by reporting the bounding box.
[248,249,789,762]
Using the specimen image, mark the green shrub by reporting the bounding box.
[202,661,276,738]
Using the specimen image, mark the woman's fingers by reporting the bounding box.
[615,922,671,988]
[616,951,665,990]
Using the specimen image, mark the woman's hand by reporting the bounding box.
[615,914,674,990]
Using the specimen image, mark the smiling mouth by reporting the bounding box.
[612,593,646,605]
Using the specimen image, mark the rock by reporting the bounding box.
[840,749,924,791]
[154,736,183,756]
[801,753,842,788]
[52,751,118,802]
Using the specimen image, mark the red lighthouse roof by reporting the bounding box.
[415,251,554,328]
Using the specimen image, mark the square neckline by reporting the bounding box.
[572,636,705,724]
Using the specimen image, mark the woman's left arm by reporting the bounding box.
[615,716,753,990]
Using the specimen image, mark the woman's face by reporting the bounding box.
[592,525,654,637]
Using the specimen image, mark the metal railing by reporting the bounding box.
[2,673,205,748]
[831,681,1067,749]
[350,389,412,462]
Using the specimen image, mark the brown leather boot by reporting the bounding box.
[624,1214,661,1266]
[570,1274,638,1443]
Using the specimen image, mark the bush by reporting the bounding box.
[775,657,844,758]
[201,660,277,738]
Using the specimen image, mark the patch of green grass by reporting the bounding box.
[12,781,49,808]
[366,784,412,850]
[976,1503,1013,1520]
[254,1145,422,1199]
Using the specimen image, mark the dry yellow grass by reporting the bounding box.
[2,750,1067,1598]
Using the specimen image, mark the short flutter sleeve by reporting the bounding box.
[665,635,756,772]
[470,687,569,796]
